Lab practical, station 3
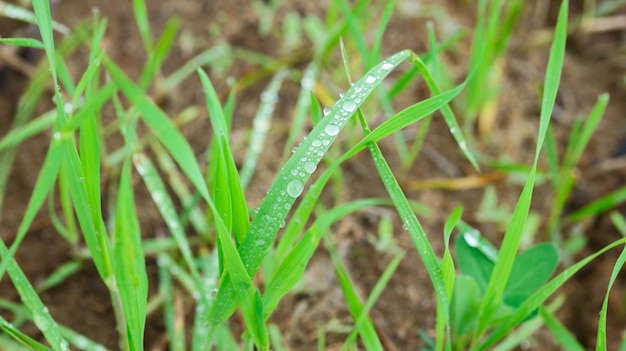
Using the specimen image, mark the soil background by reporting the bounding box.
[1,0,626,350]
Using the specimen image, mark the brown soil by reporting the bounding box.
[1,0,626,350]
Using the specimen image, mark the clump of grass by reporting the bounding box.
[0,0,624,350]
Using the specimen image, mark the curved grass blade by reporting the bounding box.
[0,315,51,351]
[210,50,411,323]
[596,241,626,350]
[471,1,568,344]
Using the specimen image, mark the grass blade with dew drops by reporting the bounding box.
[239,69,288,190]
[471,1,568,346]
[274,80,468,267]
[209,50,410,324]
[324,235,384,351]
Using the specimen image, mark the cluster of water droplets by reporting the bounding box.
[246,53,404,261]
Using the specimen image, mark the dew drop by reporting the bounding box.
[322,139,330,146]
[381,62,394,70]
[365,75,376,84]
[210,288,218,298]
[464,230,480,247]
[459,141,467,149]
[304,162,317,174]
[78,177,84,183]
[339,92,345,98]
[323,107,332,116]
[324,124,340,136]
[342,100,357,112]
[292,146,298,153]
[286,179,304,197]
[256,239,265,246]
[449,127,455,134]
[53,131,61,140]
[312,139,322,147]
[280,221,286,228]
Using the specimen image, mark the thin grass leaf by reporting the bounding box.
[539,307,585,351]
[162,43,231,91]
[139,17,180,90]
[325,236,384,351]
[36,259,82,293]
[565,186,626,223]
[367,140,452,349]
[471,1,568,344]
[133,153,201,285]
[437,206,462,351]
[158,252,186,351]
[132,0,154,52]
[596,242,626,350]
[60,138,113,281]
[476,236,626,351]
[210,50,410,324]
[198,69,250,245]
[408,52,478,169]
[239,69,288,189]
[113,159,148,351]
[0,238,68,350]
[0,37,44,48]
[282,62,319,162]
[0,314,51,351]
[344,250,404,348]
[0,141,62,281]
[1,2,68,33]
[0,110,55,152]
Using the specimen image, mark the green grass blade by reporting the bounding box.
[539,307,585,351]
[565,185,626,223]
[0,110,55,153]
[325,236,383,351]
[0,315,51,351]
[158,252,186,351]
[210,50,410,324]
[0,37,44,48]
[139,16,180,90]
[239,70,288,189]
[133,153,201,284]
[132,0,154,52]
[367,139,451,346]
[0,141,62,281]
[472,0,568,343]
[596,242,626,350]
[198,69,250,244]
[60,138,113,281]
[344,250,404,349]
[113,159,148,351]
[0,239,68,350]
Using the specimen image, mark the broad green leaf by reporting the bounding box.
[504,243,558,305]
